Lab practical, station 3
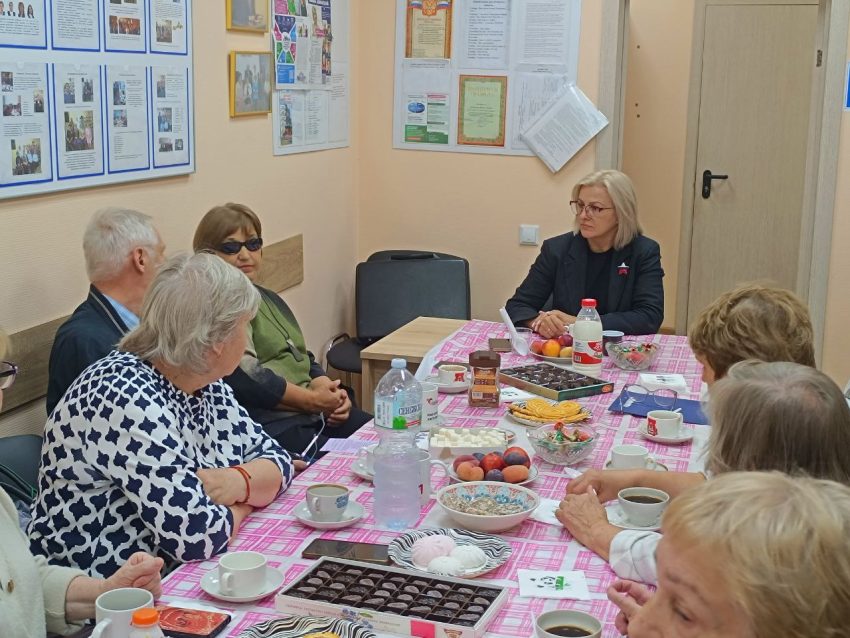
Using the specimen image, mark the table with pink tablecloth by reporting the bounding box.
[160,320,708,638]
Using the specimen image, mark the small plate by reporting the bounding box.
[605,458,669,472]
[506,400,591,428]
[447,463,538,487]
[200,567,285,603]
[606,503,662,531]
[350,457,374,482]
[530,352,574,366]
[388,527,512,578]
[425,375,469,394]
[293,501,365,530]
[239,616,376,638]
[637,422,694,445]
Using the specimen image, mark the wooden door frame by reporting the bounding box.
[675,0,849,363]
[596,0,630,170]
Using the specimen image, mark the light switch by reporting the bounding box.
[519,224,539,246]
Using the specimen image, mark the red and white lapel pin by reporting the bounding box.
[617,262,629,276]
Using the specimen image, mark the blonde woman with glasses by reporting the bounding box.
[506,170,664,337]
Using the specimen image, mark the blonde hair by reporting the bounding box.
[119,252,259,372]
[193,203,263,254]
[663,471,850,638]
[571,170,642,250]
[688,283,815,379]
[705,361,850,483]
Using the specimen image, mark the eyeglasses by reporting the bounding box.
[218,237,263,255]
[0,361,18,390]
[621,384,677,409]
[570,201,614,217]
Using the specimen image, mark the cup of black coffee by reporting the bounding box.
[535,609,602,638]
[618,487,669,527]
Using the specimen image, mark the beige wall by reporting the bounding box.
[0,4,361,431]
[356,0,604,322]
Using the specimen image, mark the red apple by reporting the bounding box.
[557,333,573,347]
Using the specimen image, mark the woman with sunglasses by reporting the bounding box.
[505,170,664,337]
[0,331,163,636]
[193,203,371,459]
[556,360,850,586]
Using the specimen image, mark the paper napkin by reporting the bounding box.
[638,373,690,395]
[530,498,563,526]
[517,569,591,600]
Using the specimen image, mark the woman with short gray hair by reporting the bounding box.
[29,253,294,579]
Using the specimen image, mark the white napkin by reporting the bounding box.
[530,498,563,526]
[499,307,529,355]
[499,386,537,402]
[517,569,591,600]
[638,373,689,396]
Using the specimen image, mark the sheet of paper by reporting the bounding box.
[499,386,538,403]
[54,63,104,179]
[459,0,510,69]
[510,71,569,150]
[457,74,507,146]
[274,0,333,89]
[320,438,374,453]
[405,0,452,59]
[0,0,46,48]
[517,0,569,65]
[150,0,188,55]
[106,65,150,174]
[521,83,608,173]
[0,62,52,186]
[328,61,349,143]
[105,0,146,53]
[151,66,190,167]
[517,569,591,600]
[51,0,98,51]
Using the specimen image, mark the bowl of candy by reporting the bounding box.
[606,342,660,371]
[527,422,597,466]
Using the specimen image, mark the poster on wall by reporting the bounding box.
[150,0,187,55]
[393,0,583,157]
[53,62,104,179]
[273,0,332,89]
[106,64,149,173]
[151,66,189,167]
[104,0,146,53]
[51,0,99,51]
[0,62,51,187]
[0,0,47,49]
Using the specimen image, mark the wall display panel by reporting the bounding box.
[392,0,581,157]
[0,0,194,199]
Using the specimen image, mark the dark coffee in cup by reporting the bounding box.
[623,494,664,504]
[544,626,592,637]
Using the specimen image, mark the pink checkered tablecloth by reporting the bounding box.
[160,320,708,638]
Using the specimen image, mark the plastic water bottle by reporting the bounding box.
[572,298,603,377]
[373,359,422,530]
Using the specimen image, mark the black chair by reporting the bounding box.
[324,251,471,378]
[0,434,42,506]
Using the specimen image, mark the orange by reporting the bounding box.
[542,339,561,357]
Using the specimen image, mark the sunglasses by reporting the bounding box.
[218,237,263,255]
[0,361,18,390]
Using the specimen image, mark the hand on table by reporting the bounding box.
[196,466,247,505]
[293,459,309,472]
[530,310,576,339]
[103,552,164,598]
[607,579,654,635]
[556,486,619,560]
[566,468,643,503]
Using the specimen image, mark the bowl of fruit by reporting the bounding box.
[605,342,660,371]
[527,422,597,465]
[530,334,573,363]
[449,447,537,486]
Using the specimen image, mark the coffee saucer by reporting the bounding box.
[293,501,365,530]
[605,458,669,472]
[637,423,694,445]
[350,458,374,482]
[200,567,285,603]
[605,503,662,532]
[425,375,469,394]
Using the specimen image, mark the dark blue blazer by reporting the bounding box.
[506,232,664,335]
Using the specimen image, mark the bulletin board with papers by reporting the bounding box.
[0,0,194,200]
[392,0,606,168]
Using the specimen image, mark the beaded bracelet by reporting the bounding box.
[231,465,252,504]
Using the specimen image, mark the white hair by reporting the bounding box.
[119,252,260,372]
[83,207,159,282]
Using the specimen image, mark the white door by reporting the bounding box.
[686,1,818,323]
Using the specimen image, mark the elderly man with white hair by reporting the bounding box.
[29,253,294,578]
[46,208,165,414]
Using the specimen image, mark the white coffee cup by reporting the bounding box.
[90,588,154,638]
[647,409,683,438]
[610,444,651,469]
[306,483,350,522]
[618,487,669,527]
[415,449,448,506]
[421,382,440,430]
[218,551,267,597]
[357,443,377,473]
[536,609,602,638]
[437,364,467,385]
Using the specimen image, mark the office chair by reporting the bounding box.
[324,250,471,379]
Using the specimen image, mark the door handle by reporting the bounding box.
[702,170,728,199]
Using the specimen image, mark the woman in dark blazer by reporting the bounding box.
[506,170,664,336]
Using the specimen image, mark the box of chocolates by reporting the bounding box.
[499,362,614,401]
[275,557,507,638]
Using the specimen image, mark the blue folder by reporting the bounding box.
[608,389,710,425]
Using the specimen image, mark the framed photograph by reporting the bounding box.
[229,51,272,117]
[226,0,269,33]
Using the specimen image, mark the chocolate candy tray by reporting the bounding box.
[275,557,507,638]
[499,362,614,401]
